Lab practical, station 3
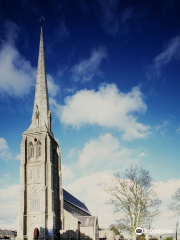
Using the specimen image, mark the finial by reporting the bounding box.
[39,16,44,26]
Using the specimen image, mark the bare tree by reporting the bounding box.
[109,224,122,236]
[101,165,161,240]
[169,188,180,215]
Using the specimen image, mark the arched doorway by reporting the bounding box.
[34,228,39,239]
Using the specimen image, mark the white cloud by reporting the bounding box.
[77,133,140,171]
[155,120,169,131]
[64,171,116,228]
[122,7,134,23]
[139,152,149,158]
[64,171,180,230]
[0,174,10,186]
[50,20,69,45]
[0,137,21,161]
[153,179,180,230]
[4,21,20,46]
[62,164,75,181]
[1,174,179,231]
[151,36,180,78]
[15,154,21,161]
[0,137,12,161]
[62,133,148,181]
[97,0,119,36]
[0,43,36,96]
[96,2,140,37]
[155,179,180,200]
[47,74,60,97]
[154,120,169,136]
[71,47,107,82]
[0,137,8,152]
[68,148,80,159]
[56,21,69,42]
[0,184,19,229]
[0,22,36,97]
[0,21,57,98]
[52,84,150,140]
[49,97,62,117]
[176,127,180,134]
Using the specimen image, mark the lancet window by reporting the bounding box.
[53,148,58,169]
[36,141,41,159]
[85,218,89,227]
[67,221,70,230]
[28,142,34,160]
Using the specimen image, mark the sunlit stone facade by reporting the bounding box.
[17,27,63,240]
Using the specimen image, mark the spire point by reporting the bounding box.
[29,25,51,132]
[39,16,44,27]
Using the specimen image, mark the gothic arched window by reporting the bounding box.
[36,141,41,159]
[30,188,40,213]
[53,149,58,169]
[67,221,70,230]
[85,218,89,227]
[28,142,34,160]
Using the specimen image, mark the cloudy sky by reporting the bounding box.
[1,0,180,233]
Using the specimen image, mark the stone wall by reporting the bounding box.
[60,210,80,240]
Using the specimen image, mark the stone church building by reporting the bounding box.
[17,26,99,240]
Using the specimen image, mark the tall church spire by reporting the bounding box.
[30,26,51,132]
[18,23,61,240]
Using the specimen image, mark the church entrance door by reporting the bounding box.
[34,228,39,239]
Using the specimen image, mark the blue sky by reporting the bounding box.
[1,0,180,232]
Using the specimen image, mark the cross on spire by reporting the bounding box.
[39,16,44,26]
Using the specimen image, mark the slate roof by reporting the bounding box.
[0,230,6,235]
[63,189,91,216]
[0,229,16,236]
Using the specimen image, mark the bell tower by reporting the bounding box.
[17,25,62,240]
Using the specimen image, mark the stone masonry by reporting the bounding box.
[17,27,62,240]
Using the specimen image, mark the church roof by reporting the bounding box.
[0,229,15,235]
[63,189,91,216]
[0,230,6,235]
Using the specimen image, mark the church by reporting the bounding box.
[16,26,99,240]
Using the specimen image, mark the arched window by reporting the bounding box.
[28,142,34,160]
[30,188,40,213]
[85,218,89,227]
[67,221,70,230]
[36,141,41,159]
[53,149,58,169]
